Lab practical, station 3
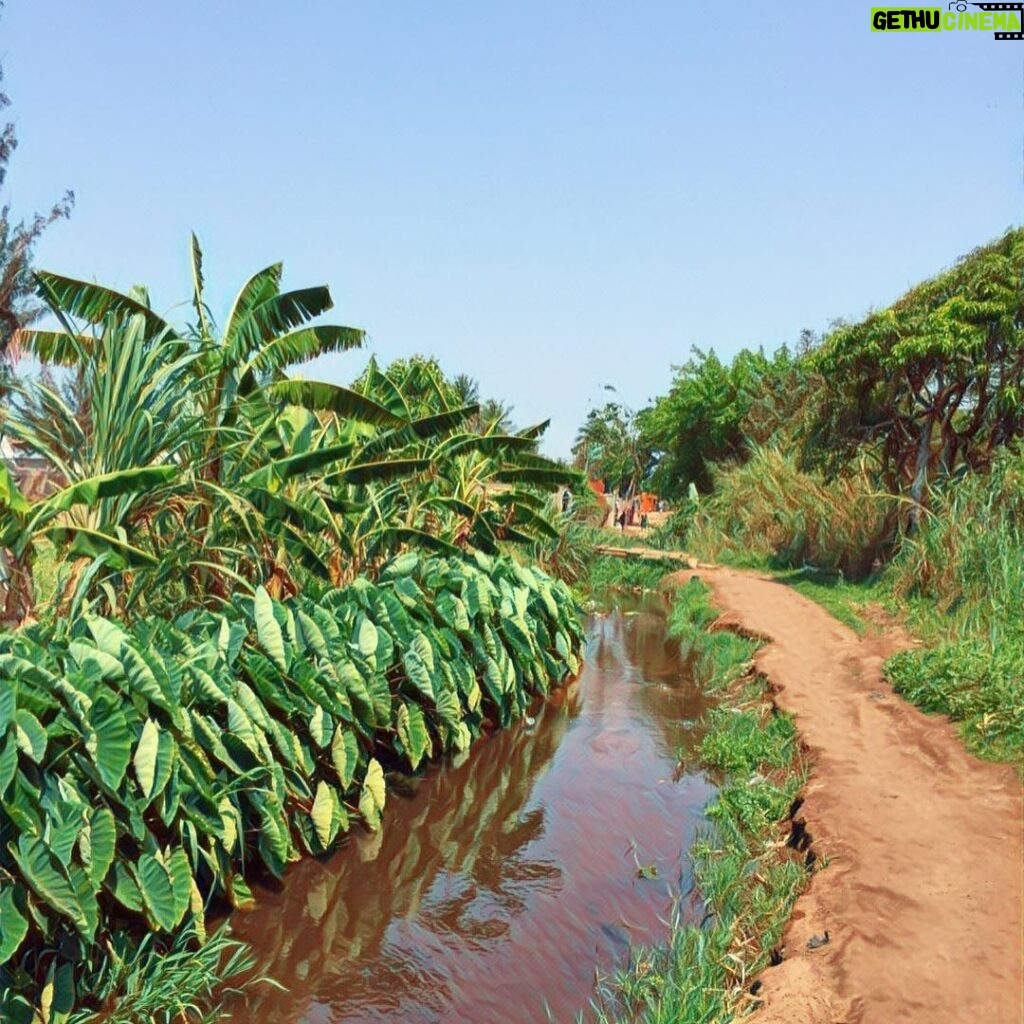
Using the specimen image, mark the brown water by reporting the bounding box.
[224,602,715,1023]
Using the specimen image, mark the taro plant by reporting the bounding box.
[0,550,583,1022]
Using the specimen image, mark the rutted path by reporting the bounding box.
[608,544,1023,1022]
[698,566,1023,1023]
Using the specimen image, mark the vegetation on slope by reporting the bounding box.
[0,243,585,1021]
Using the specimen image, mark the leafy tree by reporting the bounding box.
[812,228,1024,517]
[573,400,651,497]
[637,347,782,496]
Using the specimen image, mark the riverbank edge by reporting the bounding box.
[590,573,817,1023]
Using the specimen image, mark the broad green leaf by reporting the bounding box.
[310,780,338,848]
[0,682,15,735]
[401,649,434,703]
[81,807,117,888]
[0,733,17,793]
[358,758,385,831]
[434,689,461,729]
[109,862,143,912]
[254,587,288,672]
[0,888,28,962]
[134,718,160,799]
[136,852,183,931]
[218,797,239,854]
[356,616,378,668]
[331,724,358,789]
[396,702,431,770]
[12,835,87,935]
[86,697,131,789]
[165,848,193,925]
[14,709,47,762]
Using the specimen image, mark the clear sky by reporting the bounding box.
[3,1,1022,456]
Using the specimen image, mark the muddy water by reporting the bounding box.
[224,603,715,1023]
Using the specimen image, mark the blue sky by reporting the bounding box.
[3,1,1022,455]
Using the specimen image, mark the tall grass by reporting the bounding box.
[691,445,1024,768]
[685,447,896,578]
[884,447,1024,764]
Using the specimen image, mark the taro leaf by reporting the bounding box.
[298,610,329,660]
[396,702,430,770]
[228,873,255,910]
[12,835,87,935]
[331,724,358,789]
[13,709,46,762]
[410,631,435,673]
[254,587,288,672]
[454,721,473,752]
[379,551,418,579]
[136,852,184,932]
[189,877,206,943]
[0,681,15,734]
[81,807,117,888]
[134,718,160,800]
[218,797,239,855]
[393,576,425,609]
[256,794,291,876]
[226,699,260,758]
[310,781,338,848]
[358,758,385,831]
[434,689,461,729]
[483,657,505,702]
[309,705,330,748]
[365,672,392,726]
[0,887,28,962]
[0,733,17,793]
[337,662,372,722]
[402,649,434,703]
[121,645,172,712]
[150,729,177,802]
[109,862,143,913]
[86,696,131,789]
[166,848,193,925]
[555,631,570,661]
[356,616,378,669]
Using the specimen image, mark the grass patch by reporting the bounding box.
[579,553,685,602]
[590,579,810,1023]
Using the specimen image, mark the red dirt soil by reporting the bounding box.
[695,566,1023,1023]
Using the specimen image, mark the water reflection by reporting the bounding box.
[225,607,715,1023]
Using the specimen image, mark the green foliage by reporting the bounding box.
[572,401,651,496]
[2,244,572,623]
[812,228,1024,503]
[637,345,807,497]
[886,639,1024,764]
[581,554,682,597]
[0,551,583,1018]
[62,924,255,1024]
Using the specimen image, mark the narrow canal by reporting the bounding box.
[224,600,716,1023]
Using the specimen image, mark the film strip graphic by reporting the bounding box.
[971,2,1024,39]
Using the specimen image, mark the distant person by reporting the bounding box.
[640,512,649,532]
[561,487,572,513]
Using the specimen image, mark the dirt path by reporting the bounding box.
[688,565,1023,1023]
